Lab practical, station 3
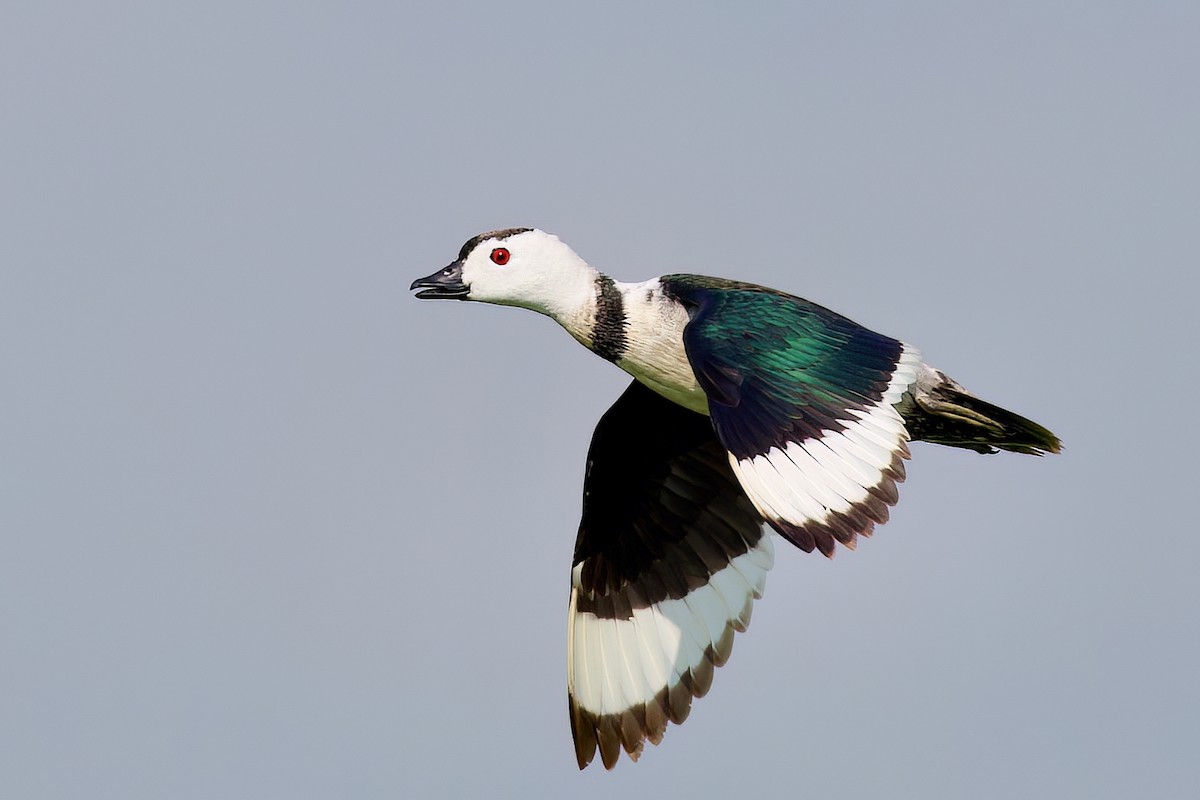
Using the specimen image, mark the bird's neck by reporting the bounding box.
[540,267,624,356]
[550,270,708,413]
[523,255,629,352]
[521,258,604,348]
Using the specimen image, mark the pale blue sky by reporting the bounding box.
[2,2,1197,797]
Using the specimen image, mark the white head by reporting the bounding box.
[411,228,598,321]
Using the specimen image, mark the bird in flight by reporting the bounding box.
[411,228,1060,769]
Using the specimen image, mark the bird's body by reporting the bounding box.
[412,228,1060,769]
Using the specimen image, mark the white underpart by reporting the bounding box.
[614,279,709,414]
[731,344,923,529]
[568,534,775,716]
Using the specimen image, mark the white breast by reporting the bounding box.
[615,280,710,415]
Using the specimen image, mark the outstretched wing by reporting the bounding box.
[568,380,773,770]
[662,275,922,558]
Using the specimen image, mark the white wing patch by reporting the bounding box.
[567,534,775,767]
[729,344,922,556]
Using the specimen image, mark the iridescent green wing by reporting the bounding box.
[661,274,922,557]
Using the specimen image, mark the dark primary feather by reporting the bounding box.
[572,380,763,614]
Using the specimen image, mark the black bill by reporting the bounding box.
[410,261,469,299]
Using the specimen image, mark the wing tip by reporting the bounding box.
[569,681,683,770]
[568,613,757,768]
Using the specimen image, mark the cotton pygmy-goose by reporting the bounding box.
[410,227,1061,770]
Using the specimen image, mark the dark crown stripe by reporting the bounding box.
[457,227,533,260]
[592,275,628,362]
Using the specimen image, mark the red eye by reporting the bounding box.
[490,247,510,265]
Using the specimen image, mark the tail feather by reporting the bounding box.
[901,367,1062,456]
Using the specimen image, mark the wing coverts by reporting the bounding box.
[662,275,921,557]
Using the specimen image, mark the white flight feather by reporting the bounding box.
[569,543,771,716]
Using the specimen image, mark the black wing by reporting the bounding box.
[567,380,772,769]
